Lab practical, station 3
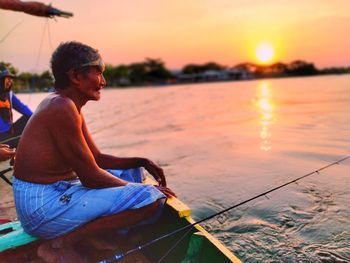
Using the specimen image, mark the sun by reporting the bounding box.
[255,43,274,64]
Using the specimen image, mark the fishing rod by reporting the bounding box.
[99,155,350,263]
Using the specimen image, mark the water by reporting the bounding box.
[2,75,350,262]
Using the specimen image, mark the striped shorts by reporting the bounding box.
[12,168,165,239]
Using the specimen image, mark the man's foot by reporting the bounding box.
[37,241,86,263]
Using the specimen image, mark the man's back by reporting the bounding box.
[14,93,77,183]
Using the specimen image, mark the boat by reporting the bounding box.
[0,175,242,262]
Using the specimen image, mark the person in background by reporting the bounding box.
[0,66,32,148]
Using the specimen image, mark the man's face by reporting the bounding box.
[3,76,13,91]
[78,66,106,101]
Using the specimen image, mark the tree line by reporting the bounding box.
[1,61,53,93]
[1,59,349,92]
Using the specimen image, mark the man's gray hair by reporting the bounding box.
[51,41,100,89]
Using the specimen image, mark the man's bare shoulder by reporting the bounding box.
[37,93,79,116]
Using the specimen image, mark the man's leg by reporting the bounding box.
[37,200,161,263]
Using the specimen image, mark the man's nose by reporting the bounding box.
[101,75,107,87]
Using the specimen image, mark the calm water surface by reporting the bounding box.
[2,75,350,262]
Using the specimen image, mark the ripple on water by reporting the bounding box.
[195,182,350,262]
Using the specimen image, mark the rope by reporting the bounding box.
[0,20,24,44]
[47,18,54,52]
[34,18,49,70]
[28,17,49,105]
[99,155,350,263]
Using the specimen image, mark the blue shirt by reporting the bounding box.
[0,91,32,133]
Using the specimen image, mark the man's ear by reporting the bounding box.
[66,69,81,85]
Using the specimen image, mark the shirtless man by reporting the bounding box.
[13,41,175,262]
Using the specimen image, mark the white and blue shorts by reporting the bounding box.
[13,168,165,239]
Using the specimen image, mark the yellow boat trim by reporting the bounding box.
[143,177,191,218]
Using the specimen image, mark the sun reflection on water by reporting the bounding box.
[256,82,275,151]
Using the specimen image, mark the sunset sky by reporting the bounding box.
[1,0,350,72]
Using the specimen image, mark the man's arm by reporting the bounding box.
[0,0,48,16]
[0,0,73,18]
[48,97,127,188]
[82,116,167,187]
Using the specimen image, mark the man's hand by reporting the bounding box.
[143,159,167,187]
[0,144,15,162]
[155,186,177,198]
